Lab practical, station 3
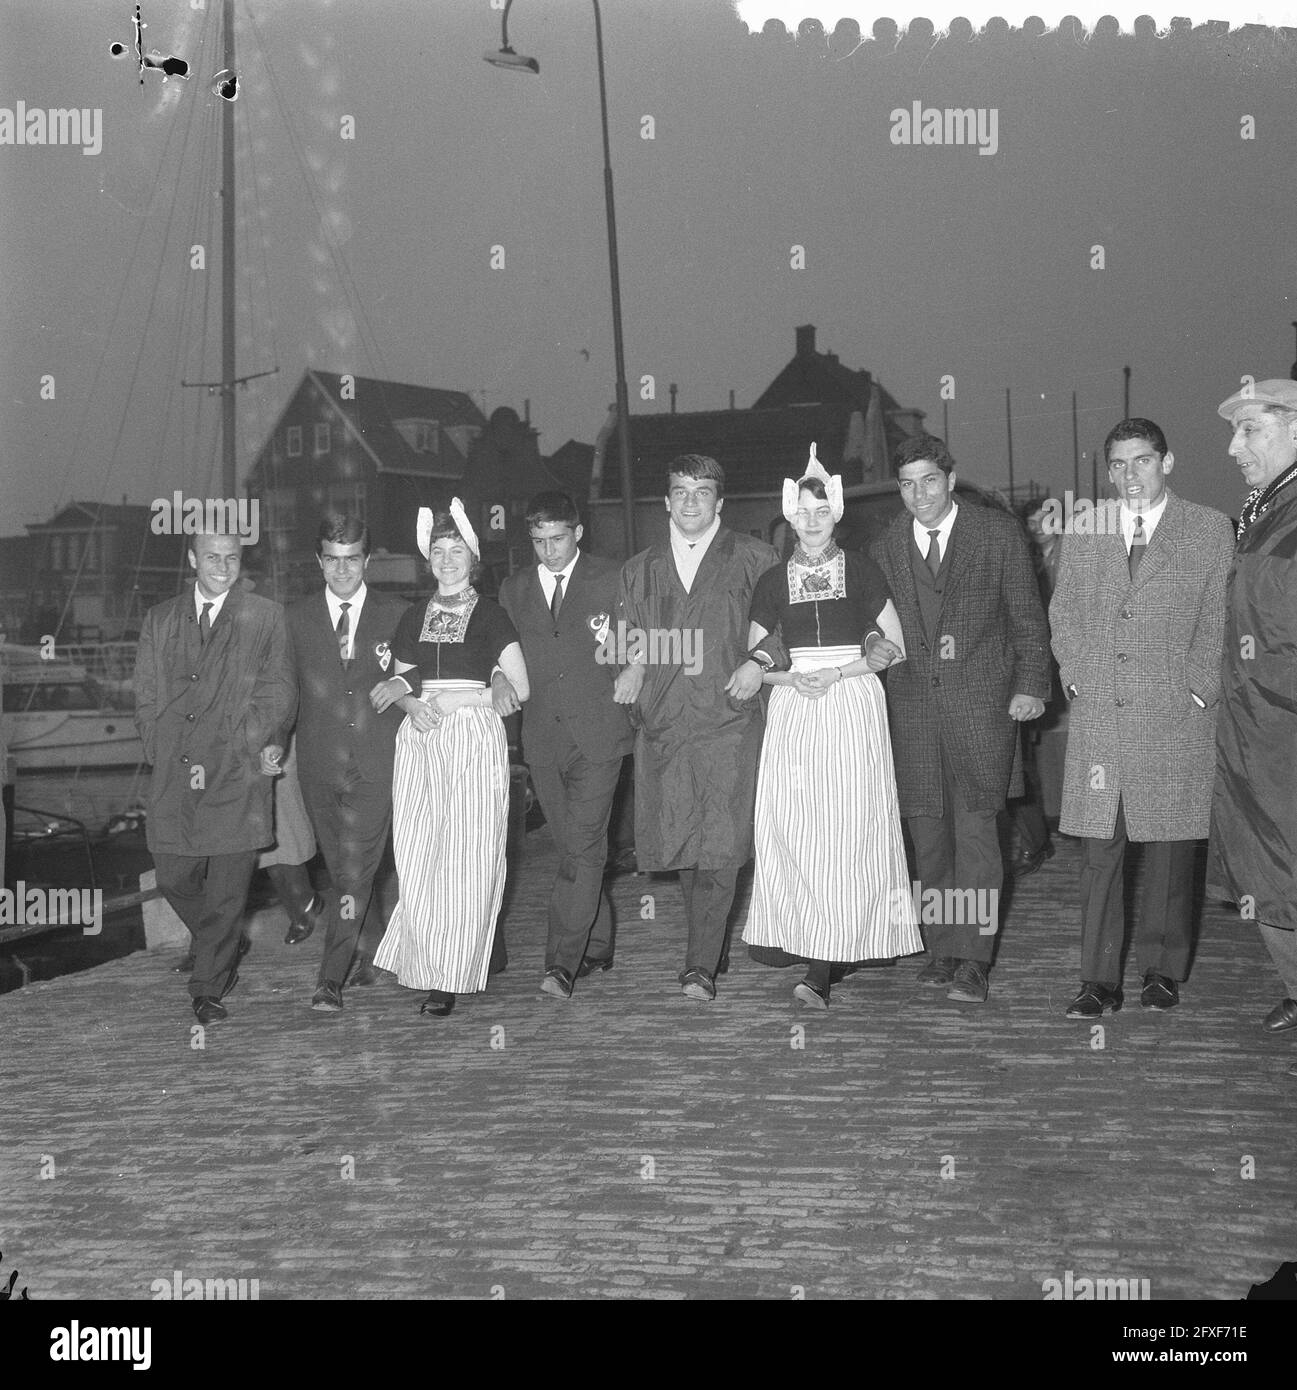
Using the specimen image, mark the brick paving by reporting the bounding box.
[1,830,1294,1301]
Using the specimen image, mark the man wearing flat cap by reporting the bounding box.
[1207,378,1297,1077]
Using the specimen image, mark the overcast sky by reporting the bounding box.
[2,0,1295,531]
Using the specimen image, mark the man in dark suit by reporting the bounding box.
[134,531,296,1024]
[284,515,410,1013]
[1052,418,1232,1018]
[872,435,1050,1004]
[498,492,634,1000]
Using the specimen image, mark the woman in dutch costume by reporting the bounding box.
[742,447,922,1008]
[370,501,529,1017]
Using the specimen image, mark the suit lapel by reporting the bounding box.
[939,506,974,599]
[887,518,921,627]
[1129,491,1177,587]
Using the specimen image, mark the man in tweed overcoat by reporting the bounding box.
[1051,419,1233,1018]
[873,435,1050,1004]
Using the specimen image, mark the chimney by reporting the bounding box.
[523,398,531,426]
[729,390,736,411]
[669,383,677,414]
[795,324,816,358]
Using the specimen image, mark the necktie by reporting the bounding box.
[550,574,564,623]
[926,530,942,578]
[1128,515,1146,578]
[199,602,213,646]
[336,601,352,660]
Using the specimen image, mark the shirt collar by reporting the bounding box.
[194,585,232,621]
[911,499,959,550]
[537,553,579,593]
[669,514,722,553]
[325,582,367,622]
[1120,492,1168,540]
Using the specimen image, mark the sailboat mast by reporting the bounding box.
[221,0,236,500]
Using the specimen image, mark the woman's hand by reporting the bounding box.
[792,672,833,700]
[402,693,441,732]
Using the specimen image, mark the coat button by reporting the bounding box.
[186,713,195,721]
[190,674,198,682]
[1115,698,1125,707]
[931,676,940,687]
[180,755,190,763]
[1120,609,1132,619]
[1116,653,1127,663]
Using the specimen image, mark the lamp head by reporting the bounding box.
[484,47,539,74]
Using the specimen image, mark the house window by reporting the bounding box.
[314,422,331,455]
[415,421,439,454]
[286,425,302,457]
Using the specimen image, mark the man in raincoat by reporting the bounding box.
[614,455,778,1002]
[1206,379,1297,1076]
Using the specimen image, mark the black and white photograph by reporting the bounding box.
[1,0,1295,1341]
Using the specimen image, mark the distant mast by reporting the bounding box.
[221,0,236,499]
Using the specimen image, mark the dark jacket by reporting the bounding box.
[134,583,296,855]
[1207,483,1297,929]
[284,588,410,796]
[498,553,633,767]
[872,503,1050,816]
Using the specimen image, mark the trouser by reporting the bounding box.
[303,770,396,988]
[266,862,314,920]
[1078,796,1196,987]
[905,748,1002,965]
[530,747,625,978]
[1259,922,1297,997]
[154,850,256,1000]
[678,863,741,975]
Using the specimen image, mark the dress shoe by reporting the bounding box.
[419,991,455,1018]
[192,996,227,1024]
[916,956,957,987]
[172,951,195,973]
[793,979,829,1010]
[1065,982,1123,1019]
[1140,972,1179,1011]
[1008,842,1054,877]
[1263,998,1297,1033]
[947,959,989,1003]
[540,968,574,1000]
[348,959,378,988]
[715,954,731,975]
[311,981,343,1012]
[680,968,716,1001]
[219,936,253,998]
[575,956,613,980]
[284,893,324,946]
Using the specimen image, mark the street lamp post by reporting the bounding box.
[486,0,637,558]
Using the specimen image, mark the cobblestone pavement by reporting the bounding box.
[2,831,1294,1301]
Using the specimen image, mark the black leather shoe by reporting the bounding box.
[575,956,613,980]
[311,981,343,1012]
[172,951,195,973]
[1066,982,1123,1019]
[540,968,574,999]
[419,991,455,1018]
[348,959,378,988]
[219,934,253,998]
[1009,843,1054,877]
[192,996,227,1024]
[680,968,716,1001]
[947,959,989,1003]
[1263,998,1297,1033]
[1140,972,1179,1011]
[285,893,324,946]
[916,956,957,986]
[793,979,829,1010]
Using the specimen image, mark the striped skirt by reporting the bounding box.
[374,686,508,993]
[743,646,921,963]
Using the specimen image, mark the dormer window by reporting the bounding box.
[286,426,302,457]
[394,419,440,454]
[314,422,331,455]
